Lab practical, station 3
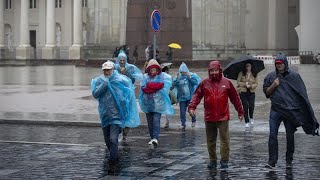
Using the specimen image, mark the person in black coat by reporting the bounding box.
[263,52,319,169]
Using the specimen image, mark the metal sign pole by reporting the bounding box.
[153,34,156,60]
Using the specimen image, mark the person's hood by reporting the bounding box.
[274,52,289,73]
[146,59,161,77]
[178,62,190,74]
[208,60,222,81]
[116,51,127,65]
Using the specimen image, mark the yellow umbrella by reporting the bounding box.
[168,43,182,49]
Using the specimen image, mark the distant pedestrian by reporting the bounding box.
[91,60,140,166]
[166,47,173,63]
[161,65,177,129]
[132,45,138,64]
[139,59,175,147]
[174,62,201,130]
[263,52,319,169]
[115,52,143,139]
[237,62,258,129]
[188,61,244,169]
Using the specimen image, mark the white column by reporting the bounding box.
[73,0,82,46]
[46,0,55,46]
[20,0,30,47]
[0,0,5,47]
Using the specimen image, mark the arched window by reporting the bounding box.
[82,0,87,7]
[55,0,62,8]
[5,0,12,9]
[56,23,62,46]
[29,0,37,9]
[4,24,12,48]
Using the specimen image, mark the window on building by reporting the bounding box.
[82,0,88,7]
[55,0,62,8]
[5,0,12,9]
[29,0,36,9]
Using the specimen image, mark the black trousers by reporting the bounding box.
[240,91,255,123]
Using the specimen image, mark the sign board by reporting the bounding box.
[151,10,161,33]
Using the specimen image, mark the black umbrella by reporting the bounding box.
[223,55,265,80]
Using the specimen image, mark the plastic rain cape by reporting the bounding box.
[91,71,140,128]
[173,62,201,101]
[139,72,175,114]
[115,52,143,84]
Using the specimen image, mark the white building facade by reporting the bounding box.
[0,0,319,60]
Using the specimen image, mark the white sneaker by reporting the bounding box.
[250,118,254,125]
[118,133,123,143]
[245,123,250,128]
[191,122,196,127]
[148,139,153,145]
[152,139,158,147]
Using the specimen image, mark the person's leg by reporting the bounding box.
[152,112,161,140]
[283,118,297,165]
[146,113,154,139]
[218,121,230,168]
[109,124,121,162]
[122,127,130,140]
[179,101,187,128]
[248,92,255,120]
[205,121,218,169]
[268,110,282,166]
[187,100,197,124]
[102,125,111,148]
[240,92,250,123]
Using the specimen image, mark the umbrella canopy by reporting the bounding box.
[160,62,173,69]
[168,43,182,49]
[223,55,265,80]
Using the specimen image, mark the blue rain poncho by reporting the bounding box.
[115,52,143,84]
[139,72,175,114]
[91,70,140,128]
[173,62,201,102]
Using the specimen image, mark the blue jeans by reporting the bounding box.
[179,100,196,127]
[102,124,121,161]
[146,112,161,140]
[268,110,296,164]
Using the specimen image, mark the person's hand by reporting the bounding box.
[189,109,196,117]
[188,73,191,78]
[238,115,244,121]
[120,67,126,74]
[273,78,280,87]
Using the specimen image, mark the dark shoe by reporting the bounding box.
[220,161,229,169]
[265,162,276,169]
[286,161,292,169]
[207,160,217,169]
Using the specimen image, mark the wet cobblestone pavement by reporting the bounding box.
[0,124,319,179]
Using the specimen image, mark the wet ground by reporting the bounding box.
[0,64,320,179]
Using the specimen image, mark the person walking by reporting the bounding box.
[174,62,201,130]
[237,62,258,128]
[114,52,142,140]
[139,59,175,147]
[188,61,244,169]
[91,60,140,166]
[263,52,319,169]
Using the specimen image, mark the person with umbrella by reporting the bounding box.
[263,52,319,169]
[237,62,258,128]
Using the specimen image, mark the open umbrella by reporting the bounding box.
[168,43,182,49]
[223,55,265,80]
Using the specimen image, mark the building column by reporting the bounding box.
[69,0,82,59]
[16,0,32,59]
[0,0,5,47]
[42,0,56,59]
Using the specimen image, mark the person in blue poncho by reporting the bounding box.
[91,60,140,166]
[263,52,319,169]
[139,59,175,147]
[115,52,143,140]
[174,62,201,130]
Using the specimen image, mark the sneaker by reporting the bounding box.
[118,133,123,143]
[250,118,254,125]
[164,121,169,128]
[245,123,250,128]
[286,161,292,169]
[181,125,186,131]
[191,122,196,127]
[207,160,217,169]
[152,139,158,147]
[220,161,229,169]
[148,139,153,145]
[265,162,276,169]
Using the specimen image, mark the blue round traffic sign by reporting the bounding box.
[151,10,161,32]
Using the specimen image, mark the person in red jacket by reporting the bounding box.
[188,60,244,169]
